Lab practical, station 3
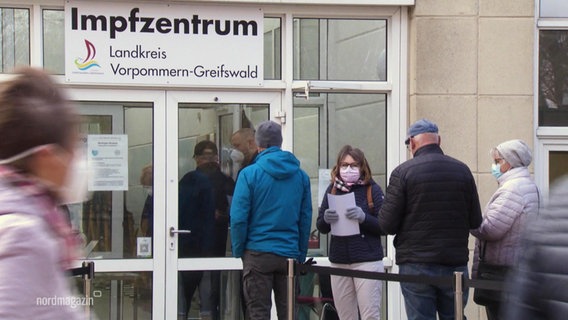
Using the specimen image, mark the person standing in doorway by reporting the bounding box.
[230,127,259,318]
[192,140,235,320]
[230,120,312,320]
[178,146,215,320]
[230,128,258,177]
[378,119,482,320]
[139,164,154,237]
[317,145,385,319]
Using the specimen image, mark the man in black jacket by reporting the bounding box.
[378,119,482,320]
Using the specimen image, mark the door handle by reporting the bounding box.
[169,227,191,237]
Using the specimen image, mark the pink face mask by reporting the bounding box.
[340,166,360,184]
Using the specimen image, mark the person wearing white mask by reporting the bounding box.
[230,128,258,179]
[316,145,385,320]
[0,68,86,319]
[471,139,540,320]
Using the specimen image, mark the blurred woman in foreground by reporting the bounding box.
[0,68,85,319]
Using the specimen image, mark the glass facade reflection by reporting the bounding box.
[293,19,387,81]
[0,7,29,72]
[539,31,568,126]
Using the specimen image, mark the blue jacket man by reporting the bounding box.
[230,120,312,320]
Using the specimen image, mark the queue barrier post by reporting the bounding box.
[454,271,464,320]
[70,261,95,318]
[287,258,296,320]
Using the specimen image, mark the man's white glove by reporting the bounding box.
[324,209,339,224]
[346,206,365,223]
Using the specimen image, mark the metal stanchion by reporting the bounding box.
[82,261,95,318]
[287,259,295,320]
[454,271,464,320]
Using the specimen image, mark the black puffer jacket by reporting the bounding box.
[378,144,482,266]
[504,176,568,320]
[317,180,385,264]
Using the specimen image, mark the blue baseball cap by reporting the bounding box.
[405,119,439,145]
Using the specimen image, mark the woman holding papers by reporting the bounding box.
[316,145,385,320]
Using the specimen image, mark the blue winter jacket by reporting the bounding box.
[230,147,312,262]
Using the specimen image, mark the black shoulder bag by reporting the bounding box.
[473,241,510,306]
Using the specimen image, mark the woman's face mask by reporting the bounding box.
[58,152,90,204]
[0,144,90,204]
[491,163,503,179]
[339,166,361,184]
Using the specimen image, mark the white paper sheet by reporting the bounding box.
[327,192,360,236]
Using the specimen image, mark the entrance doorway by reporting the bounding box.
[67,89,279,319]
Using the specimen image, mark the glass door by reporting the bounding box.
[67,89,167,320]
[165,91,280,320]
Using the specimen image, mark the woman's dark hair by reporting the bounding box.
[0,67,77,161]
[330,145,373,184]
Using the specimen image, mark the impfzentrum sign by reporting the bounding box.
[65,1,263,86]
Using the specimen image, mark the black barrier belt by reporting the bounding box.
[296,263,504,292]
[296,263,452,287]
[70,262,95,279]
[464,278,503,291]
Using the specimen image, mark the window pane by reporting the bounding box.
[540,0,568,18]
[73,103,154,260]
[539,31,568,126]
[264,17,281,80]
[550,151,568,186]
[177,103,269,259]
[293,93,387,255]
[0,8,29,73]
[178,270,244,319]
[293,19,387,81]
[43,9,64,74]
[72,272,152,319]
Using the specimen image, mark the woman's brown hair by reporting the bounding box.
[0,67,77,163]
[330,145,373,185]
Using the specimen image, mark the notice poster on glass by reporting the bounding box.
[88,134,128,191]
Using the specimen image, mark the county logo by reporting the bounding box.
[75,39,101,71]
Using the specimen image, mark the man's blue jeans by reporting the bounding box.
[399,263,469,320]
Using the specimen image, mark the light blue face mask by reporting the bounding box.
[491,163,503,179]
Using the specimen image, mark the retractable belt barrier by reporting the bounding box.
[288,259,505,320]
[70,261,95,278]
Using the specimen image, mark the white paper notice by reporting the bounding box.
[327,193,360,236]
[88,134,128,191]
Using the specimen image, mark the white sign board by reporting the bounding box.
[88,134,128,191]
[65,1,264,86]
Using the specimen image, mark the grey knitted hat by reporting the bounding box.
[496,139,532,168]
[255,121,282,148]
